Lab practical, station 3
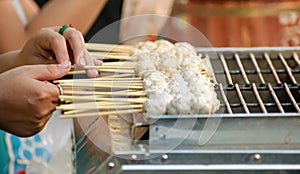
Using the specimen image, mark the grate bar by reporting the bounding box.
[278,53,298,84]
[292,52,300,67]
[234,53,250,85]
[219,53,233,85]
[252,83,268,114]
[267,83,285,113]
[218,83,232,114]
[205,54,218,84]
[235,84,250,114]
[283,83,300,113]
[249,53,266,84]
[264,53,281,84]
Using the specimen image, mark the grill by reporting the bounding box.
[75,47,300,174]
[209,47,300,114]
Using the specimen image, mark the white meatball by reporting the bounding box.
[144,91,173,115]
[175,42,197,54]
[132,40,220,115]
[166,74,194,114]
[157,53,180,75]
[133,52,160,75]
[131,41,157,55]
[154,40,174,53]
[142,71,169,94]
[135,58,156,75]
[174,42,198,62]
[194,92,220,114]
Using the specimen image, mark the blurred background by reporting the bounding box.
[35,0,300,47]
[171,0,300,47]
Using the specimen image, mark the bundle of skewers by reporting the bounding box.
[55,40,220,119]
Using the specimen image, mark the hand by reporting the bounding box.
[0,63,69,137]
[19,26,102,77]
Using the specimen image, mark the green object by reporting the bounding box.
[58,25,70,35]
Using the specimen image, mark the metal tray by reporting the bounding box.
[75,47,300,174]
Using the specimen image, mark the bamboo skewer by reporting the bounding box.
[67,69,135,75]
[89,51,131,57]
[58,80,142,85]
[95,73,136,79]
[90,52,135,60]
[59,83,143,89]
[63,106,143,115]
[86,43,133,52]
[59,95,147,103]
[59,109,143,119]
[61,90,146,96]
[55,78,141,84]
[101,61,135,66]
[57,40,146,117]
[57,102,143,110]
[71,65,135,70]
[63,105,143,114]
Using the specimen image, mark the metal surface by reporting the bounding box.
[75,47,300,174]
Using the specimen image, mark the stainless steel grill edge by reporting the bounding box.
[75,47,300,174]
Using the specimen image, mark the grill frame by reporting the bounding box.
[75,47,300,173]
[202,47,300,114]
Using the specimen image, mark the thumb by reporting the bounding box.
[27,61,71,81]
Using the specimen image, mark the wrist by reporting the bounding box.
[0,50,23,73]
[12,50,25,67]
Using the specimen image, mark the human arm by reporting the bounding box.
[0,25,103,136]
[120,0,175,44]
[0,26,102,77]
[0,0,107,52]
[0,63,69,137]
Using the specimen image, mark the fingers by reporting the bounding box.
[43,81,61,102]
[36,26,101,78]
[62,28,85,67]
[22,63,70,81]
[83,50,102,78]
[35,28,70,65]
[61,27,102,77]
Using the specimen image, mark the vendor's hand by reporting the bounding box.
[19,26,102,78]
[0,63,69,137]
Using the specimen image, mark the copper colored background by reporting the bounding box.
[169,0,300,47]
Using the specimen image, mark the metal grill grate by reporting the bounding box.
[204,48,300,114]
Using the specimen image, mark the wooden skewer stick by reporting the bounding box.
[54,78,141,84]
[60,93,141,99]
[60,109,143,118]
[98,69,135,73]
[54,74,139,84]
[59,95,147,103]
[58,80,142,85]
[57,101,142,110]
[97,73,136,79]
[62,90,146,96]
[62,105,143,115]
[59,83,143,89]
[57,101,133,110]
[90,52,135,60]
[71,65,135,70]
[67,69,135,75]
[88,51,131,57]
[101,61,135,66]
[61,104,143,115]
[57,78,142,82]
[86,43,133,52]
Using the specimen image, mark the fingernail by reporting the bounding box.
[58,60,71,69]
[97,60,103,65]
[79,58,86,66]
[89,69,99,78]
